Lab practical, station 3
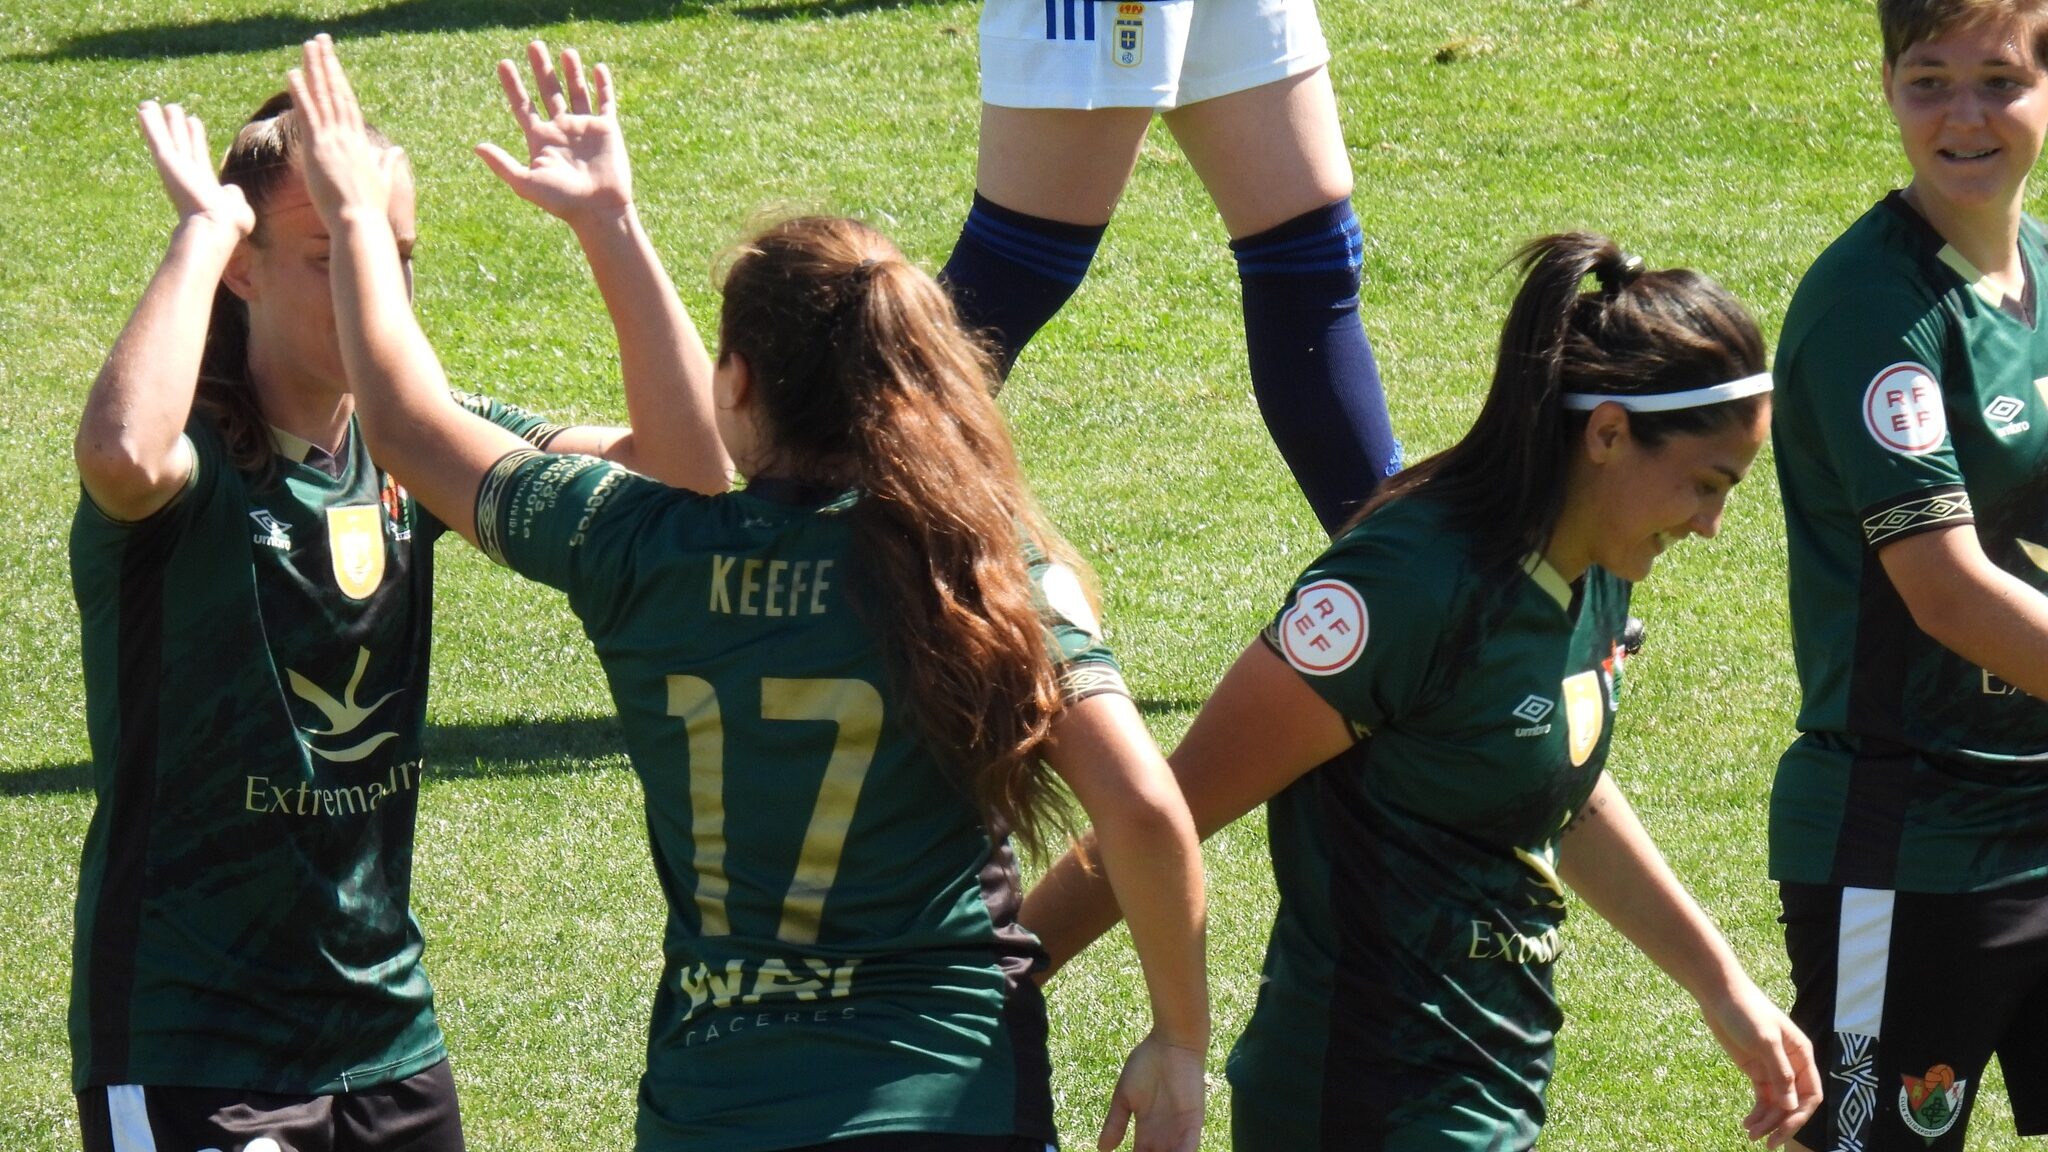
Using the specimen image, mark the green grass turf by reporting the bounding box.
[0,0,2036,1148]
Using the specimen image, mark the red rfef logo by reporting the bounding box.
[1279,579,1368,675]
[1863,362,1946,455]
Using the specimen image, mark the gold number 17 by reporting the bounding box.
[665,675,884,946]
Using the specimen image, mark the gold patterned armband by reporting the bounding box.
[1862,487,1972,548]
[475,449,543,566]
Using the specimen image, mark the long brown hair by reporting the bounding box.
[1357,232,1766,574]
[196,91,390,481]
[716,216,1075,853]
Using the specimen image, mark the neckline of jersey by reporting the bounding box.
[270,421,354,483]
[1520,552,1575,611]
[1883,191,2041,328]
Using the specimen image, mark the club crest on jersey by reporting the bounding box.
[380,474,412,542]
[250,509,292,550]
[327,504,385,600]
[1113,4,1144,68]
[1278,579,1367,675]
[1562,669,1603,767]
[1898,1064,1967,1140]
[1863,362,1946,455]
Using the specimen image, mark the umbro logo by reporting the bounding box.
[1512,695,1554,724]
[1987,395,2032,437]
[250,510,292,550]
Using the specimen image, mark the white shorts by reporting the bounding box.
[979,0,1331,111]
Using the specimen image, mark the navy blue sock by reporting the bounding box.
[1232,198,1400,535]
[940,191,1106,378]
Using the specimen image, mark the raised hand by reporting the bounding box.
[286,34,400,229]
[136,100,253,240]
[475,41,633,229]
[1097,1032,1205,1152]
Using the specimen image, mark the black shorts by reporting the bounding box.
[1781,878,2048,1151]
[77,1059,463,1152]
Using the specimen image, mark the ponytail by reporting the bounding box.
[717,217,1074,854]
[1356,232,1766,573]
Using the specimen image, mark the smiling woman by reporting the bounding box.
[1770,3,2048,1149]
[1020,233,1821,1152]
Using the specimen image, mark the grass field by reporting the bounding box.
[1,1,2037,1148]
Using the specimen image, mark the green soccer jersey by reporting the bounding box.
[474,452,1125,1152]
[1227,495,1632,1152]
[1771,194,2048,893]
[68,395,558,1094]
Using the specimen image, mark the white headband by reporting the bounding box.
[1560,371,1774,413]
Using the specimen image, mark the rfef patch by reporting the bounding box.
[1278,579,1367,676]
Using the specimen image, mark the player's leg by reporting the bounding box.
[1781,882,2023,1151]
[332,1059,465,1152]
[77,1084,328,1152]
[941,2,1188,377]
[1162,2,1398,535]
[1990,884,2048,1137]
[943,105,1150,378]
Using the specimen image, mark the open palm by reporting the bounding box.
[137,100,254,239]
[477,40,633,227]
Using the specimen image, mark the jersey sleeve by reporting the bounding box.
[1030,558,1128,703]
[73,420,223,542]
[1259,531,1446,736]
[414,392,573,543]
[1789,295,1971,549]
[473,448,672,631]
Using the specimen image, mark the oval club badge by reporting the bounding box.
[1562,669,1604,767]
[327,504,386,600]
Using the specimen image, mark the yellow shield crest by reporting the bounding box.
[1562,670,1604,767]
[327,504,385,600]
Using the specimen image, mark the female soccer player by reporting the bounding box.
[290,35,1209,1152]
[1772,2,2048,1148]
[942,0,1398,535]
[1021,234,1824,1149]
[68,43,722,1151]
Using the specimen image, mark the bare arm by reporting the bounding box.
[1040,691,1207,1152]
[76,102,254,521]
[1881,523,2048,697]
[291,37,529,543]
[475,42,730,492]
[1023,639,1352,976]
[1556,774,1821,1148]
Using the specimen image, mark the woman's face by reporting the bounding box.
[1566,399,1771,583]
[1886,18,2048,222]
[230,159,417,397]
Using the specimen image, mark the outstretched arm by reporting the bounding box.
[1040,692,1207,1152]
[476,41,730,493]
[1555,773,1822,1149]
[76,101,254,520]
[290,35,527,543]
